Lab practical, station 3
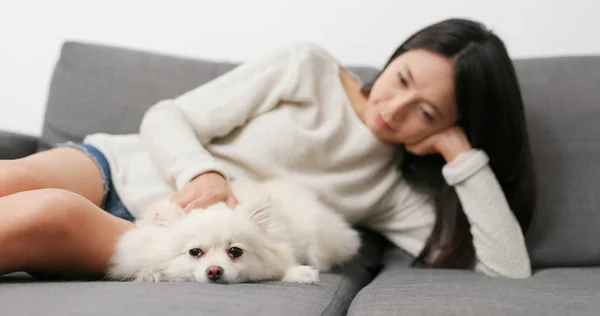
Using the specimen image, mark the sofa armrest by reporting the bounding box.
[0,130,39,159]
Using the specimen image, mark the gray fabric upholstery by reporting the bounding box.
[348,247,600,316]
[40,41,234,150]
[0,130,39,159]
[40,41,378,150]
[0,228,388,316]
[514,56,600,267]
[0,276,356,316]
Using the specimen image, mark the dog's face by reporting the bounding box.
[151,199,283,284]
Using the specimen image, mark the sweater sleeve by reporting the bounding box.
[442,149,532,278]
[365,150,531,279]
[139,44,303,189]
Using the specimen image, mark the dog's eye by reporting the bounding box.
[188,248,203,257]
[228,247,243,259]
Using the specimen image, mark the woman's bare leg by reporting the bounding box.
[0,189,132,279]
[0,147,105,206]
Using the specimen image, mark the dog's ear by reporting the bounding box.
[245,196,271,230]
[145,199,185,228]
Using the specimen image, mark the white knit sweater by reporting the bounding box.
[83,42,531,278]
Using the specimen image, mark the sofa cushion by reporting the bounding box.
[348,247,600,316]
[0,228,387,316]
[39,41,378,150]
[513,56,600,268]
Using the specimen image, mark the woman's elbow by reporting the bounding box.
[139,99,176,135]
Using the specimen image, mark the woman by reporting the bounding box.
[0,18,535,280]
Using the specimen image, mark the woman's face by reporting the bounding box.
[364,49,459,145]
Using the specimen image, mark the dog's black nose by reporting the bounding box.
[206,266,224,281]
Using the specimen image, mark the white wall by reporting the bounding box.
[1,0,599,136]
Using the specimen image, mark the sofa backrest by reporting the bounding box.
[41,41,600,269]
[514,55,600,268]
[40,42,378,149]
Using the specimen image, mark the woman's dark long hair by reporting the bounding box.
[362,18,536,269]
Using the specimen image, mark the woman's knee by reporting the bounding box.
[0,189,90,272]
[0,160,43,196]
[15,189,91,239]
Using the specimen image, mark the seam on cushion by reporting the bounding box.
[321,229,389,315]
[320,265,377,316]
[319,275,347,316]
[346,285,372,316]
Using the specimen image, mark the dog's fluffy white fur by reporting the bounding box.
[106,178,361,284]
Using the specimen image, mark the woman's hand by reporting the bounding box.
[170,171,238,213]
[404,126,473,163]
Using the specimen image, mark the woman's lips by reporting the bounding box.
[376,112,393,131]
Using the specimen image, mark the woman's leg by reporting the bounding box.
[0,188,132,279]
[0,147,105,206]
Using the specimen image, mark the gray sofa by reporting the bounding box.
[1,41,599,316]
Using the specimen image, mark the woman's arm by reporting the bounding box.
[442,149,532,278]
[367,127,532,278]
[139,44,303,190]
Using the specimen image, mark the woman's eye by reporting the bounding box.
[188,248,203,257]
[228,247,244,259]
[422,110,434,122]
[397,72,408,87]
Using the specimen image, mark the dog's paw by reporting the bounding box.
[282,265,319,284]
[134,271,163,282]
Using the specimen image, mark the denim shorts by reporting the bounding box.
[57,142,135,222]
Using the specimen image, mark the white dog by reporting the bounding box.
[106,178,361,284]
